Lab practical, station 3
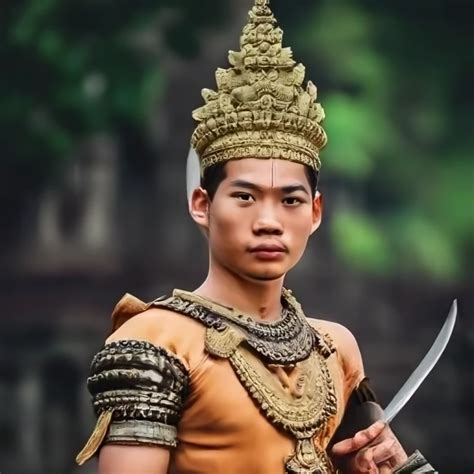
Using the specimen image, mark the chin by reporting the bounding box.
[242,264,288,282]
[250,274,285,282]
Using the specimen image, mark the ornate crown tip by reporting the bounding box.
[191,0,327,173]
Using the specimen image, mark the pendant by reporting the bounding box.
[285,438,331,474]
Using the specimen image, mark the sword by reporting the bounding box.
[383,299,457,423]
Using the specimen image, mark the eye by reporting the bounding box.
[232,192,255,202]
[283,196,303,206]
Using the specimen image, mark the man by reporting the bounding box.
[76,1,435,472]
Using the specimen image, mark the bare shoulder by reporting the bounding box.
[307,317,365,379]
[307,318,359,352]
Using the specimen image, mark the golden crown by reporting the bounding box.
[191,0,327,174]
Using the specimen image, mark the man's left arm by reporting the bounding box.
[324,322,436,473]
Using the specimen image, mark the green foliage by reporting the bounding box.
[1,0,471,282]
[331,210,393,275]
[281,0,473,281]
[389,212,460,281]
[0,0,228,187]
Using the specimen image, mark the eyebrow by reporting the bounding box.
[229,180,310,196]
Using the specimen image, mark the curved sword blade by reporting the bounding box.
[383,299,457,423]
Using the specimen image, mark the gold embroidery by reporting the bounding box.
[205,326,245,358]
[228,346,338,473]
[286,438,333,474]
[229,347,337,437]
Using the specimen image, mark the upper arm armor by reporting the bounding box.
[76,340,189,465]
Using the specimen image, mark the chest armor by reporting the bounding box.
[155,289,339,474]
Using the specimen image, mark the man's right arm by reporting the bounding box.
[77,309,190,473]
[98,445,170,474]
[96,311,176,474]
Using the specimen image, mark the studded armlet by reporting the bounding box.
[76,340,189,465]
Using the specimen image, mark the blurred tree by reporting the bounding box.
[1,0,472,282]
[0,0,229,238]
[274,0,474,282]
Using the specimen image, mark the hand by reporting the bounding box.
[331,420,408,473]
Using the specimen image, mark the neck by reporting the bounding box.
[194,259,285,322]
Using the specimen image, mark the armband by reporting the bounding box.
[76,340,189,465]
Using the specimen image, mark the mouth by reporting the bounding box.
[249,243,288,260]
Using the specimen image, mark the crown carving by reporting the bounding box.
[191,0,327,173]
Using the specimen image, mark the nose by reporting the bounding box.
[252,205,283,236]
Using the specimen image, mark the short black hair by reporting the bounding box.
[201,161,319,200]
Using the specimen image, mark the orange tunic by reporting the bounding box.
[78,289,358,474]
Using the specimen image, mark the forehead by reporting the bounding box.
[223,159,308,188]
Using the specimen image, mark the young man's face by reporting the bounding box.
[191,159,322,282]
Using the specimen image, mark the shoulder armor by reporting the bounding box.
[109,293,149,333]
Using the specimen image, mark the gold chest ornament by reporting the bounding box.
[155,289,339,473]
[205,324,338,474]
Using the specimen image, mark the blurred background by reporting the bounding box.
[0,0,472,472]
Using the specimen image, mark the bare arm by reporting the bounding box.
[98,445,170,474]
[308,319,366,396]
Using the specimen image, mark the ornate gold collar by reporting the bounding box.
[152,288,334,364]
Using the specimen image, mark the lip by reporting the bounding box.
[250,243,287,253]
[249,243,288,260]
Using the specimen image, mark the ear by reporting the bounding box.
[310,191,323,235]
[189,187,210,232]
